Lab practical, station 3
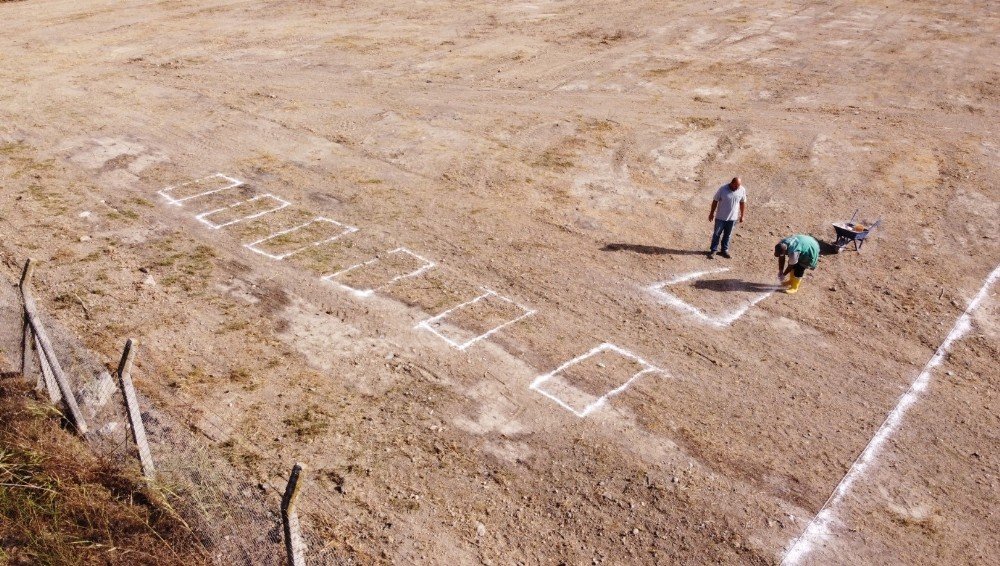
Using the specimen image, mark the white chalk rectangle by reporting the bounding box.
[158,173,242,206]
[195,194,290,229]
[647,267,776,328]
[531,343,662,417]
[245,217,358,260]
[415,289,535,350]
[324,247,435,297]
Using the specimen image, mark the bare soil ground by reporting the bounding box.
[1,1,998,564]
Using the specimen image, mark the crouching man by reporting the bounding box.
[775,234,820,294]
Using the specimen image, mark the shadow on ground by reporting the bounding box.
[602,243,705,256]
[818,239,844,256]
[692,278,782,293]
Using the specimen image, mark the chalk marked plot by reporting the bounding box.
[324,247,435,297]
[245,217,358,260]
[158,173,242,206]
[195,194,290,229]
[415,289,535,350]
[531,343,662,417]
[647,267,775,328]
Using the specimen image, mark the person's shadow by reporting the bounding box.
[817,239,841,256]
[691,278,782,293]
[602,243,706,256]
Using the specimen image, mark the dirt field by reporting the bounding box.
[1,0,998,564]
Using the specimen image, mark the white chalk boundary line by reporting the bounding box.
[415,288,536,351]
[530,342,663,417]
[323,247,435,297]
[158,173,242,206]
[245,217,358,260]
[781,263,1000,565]
[195,193,291,230]
[647,267,777,328]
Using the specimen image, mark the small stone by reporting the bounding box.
[475,522,486,538]
[79,211,92,218]
[79,235,91,242]
[143,274,156,287]
[632,528,640,535]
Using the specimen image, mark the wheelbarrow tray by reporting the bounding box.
[833,223,871,241]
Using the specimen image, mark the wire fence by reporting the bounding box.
[2,262,368,565]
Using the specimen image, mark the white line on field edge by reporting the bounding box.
[781,263,1000,565]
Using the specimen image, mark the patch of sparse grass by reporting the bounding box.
[108,208,140,221]
[227,367,258,391]
[80,250,104,263]
[282,404,330,440]
[159,245,217,292]
[219,439,262,471]
[0,377,207,564]
[217,319,249,334]
[0,141,26,154]
[534,146,576,169]
[681,116,719,129]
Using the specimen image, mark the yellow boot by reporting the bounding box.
[784,276,801,294]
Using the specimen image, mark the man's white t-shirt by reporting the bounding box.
[713,184,747,221]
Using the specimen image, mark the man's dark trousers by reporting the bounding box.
[710,219,736,253]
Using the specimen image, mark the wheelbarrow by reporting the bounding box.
[832,209,881,252]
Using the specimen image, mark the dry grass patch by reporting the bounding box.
[0,377,208,565]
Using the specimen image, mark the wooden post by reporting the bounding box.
[18,259,88,434]
[19,260,35,378]
[116,339,155,479]
[35,334,62,404]
[21,312,34,378]
[19,257,35,290]
[281,463,307,566]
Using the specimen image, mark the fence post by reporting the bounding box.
[35,334,62,404]
[21,312,34,378]
[281,462,307,566]
[18,259,88,434]
[19,260,35,377]
[116,339,155,479]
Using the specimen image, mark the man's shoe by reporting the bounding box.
[719,251,731,259]
[706,251,715,259]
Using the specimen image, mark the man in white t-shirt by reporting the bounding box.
[707,177,746,259]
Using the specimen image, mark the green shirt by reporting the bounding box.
[781,234,820,269]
